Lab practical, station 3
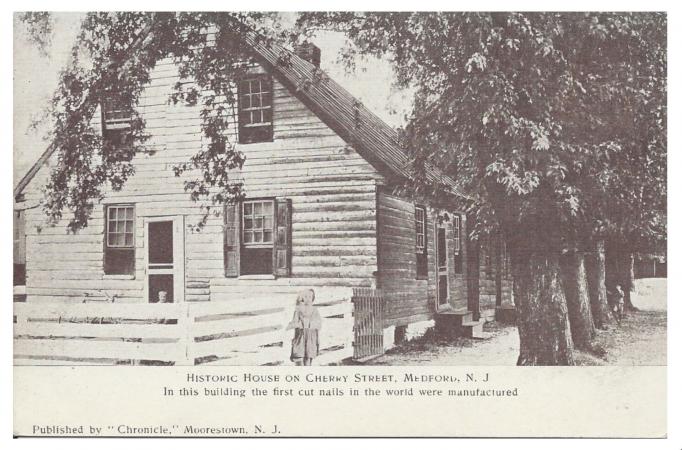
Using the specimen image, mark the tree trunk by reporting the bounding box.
[495,235,503,307]
[585,240,611,329]
[515,253,575,365]
[560,251,597,349]
[623,252,637,311]
[467,237,481,321]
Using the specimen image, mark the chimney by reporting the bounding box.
[294,41,321,67]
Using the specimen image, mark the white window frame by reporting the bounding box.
[106,205,135,249]
[242,199,275,249]
[239,77,272,128]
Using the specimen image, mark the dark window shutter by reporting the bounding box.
[273,198,292,277]
[224,202,241,277]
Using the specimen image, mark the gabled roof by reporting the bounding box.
[15,30,461,199]
[245,34,460,195]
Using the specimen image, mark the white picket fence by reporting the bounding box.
[13,298,354,366]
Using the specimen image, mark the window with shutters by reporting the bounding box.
[453,215,463,274]
[102,97,133,153]
[224,198,291,277]
[241,199,274,275]
[104,205,135,275]
[415,205,428,279]
[238,76,273,144]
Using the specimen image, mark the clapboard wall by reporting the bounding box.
[20,57,381,305]
[376,191,469,327]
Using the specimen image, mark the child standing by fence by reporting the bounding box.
[287,289,321,366]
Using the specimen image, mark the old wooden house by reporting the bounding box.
[13,35,513,365]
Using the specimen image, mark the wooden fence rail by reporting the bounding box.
[13,298,354,366]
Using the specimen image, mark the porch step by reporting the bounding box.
[461,320,487,339]
[435,311,487,338]
[435,310,473,326]
[495,305,517,324]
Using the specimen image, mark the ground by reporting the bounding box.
[366,278,666,366]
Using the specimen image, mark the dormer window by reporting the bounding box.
[238,76,273,144]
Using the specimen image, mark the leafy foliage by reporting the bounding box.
[21,12,287,231]
[298,12,666,255]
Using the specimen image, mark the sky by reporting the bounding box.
[12,13,413,187]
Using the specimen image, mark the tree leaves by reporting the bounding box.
[298,12,666,253]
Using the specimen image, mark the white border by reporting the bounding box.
[3,3,679,450]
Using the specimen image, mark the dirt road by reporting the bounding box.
[368,278,666,366]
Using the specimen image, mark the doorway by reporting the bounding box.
[145,216,184,303]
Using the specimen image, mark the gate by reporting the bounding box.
[352,288,384,359]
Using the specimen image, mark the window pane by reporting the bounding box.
[254,202,262,215]
[261,91,272,107]
[125,220,133,233]
[241,94,251,110]
[264,231,273,243]
[125,207,133,219]
[254,217,263,229]
[110,208,118,220]
[252,93,261,108]
[244,202,252,215]
[124,234,133,246]
[263,216,273,230]
[262,108,272,124]
[244,231,252,243]
[244,218,253,230]
[254,231,262,243]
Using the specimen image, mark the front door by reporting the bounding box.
[436,220,449,308]
[145,216,185,303]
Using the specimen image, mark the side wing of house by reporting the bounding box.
[376,190,469,330]
[18,56,381,305]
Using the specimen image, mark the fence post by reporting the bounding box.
[178,302,194,366]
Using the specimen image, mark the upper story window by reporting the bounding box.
[104,204,135,275]
[102,97,133,150]
[238,76,273,144]
[415,206,428,279]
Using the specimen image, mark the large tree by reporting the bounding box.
[297,12,666,364]
[19,12,666,364]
